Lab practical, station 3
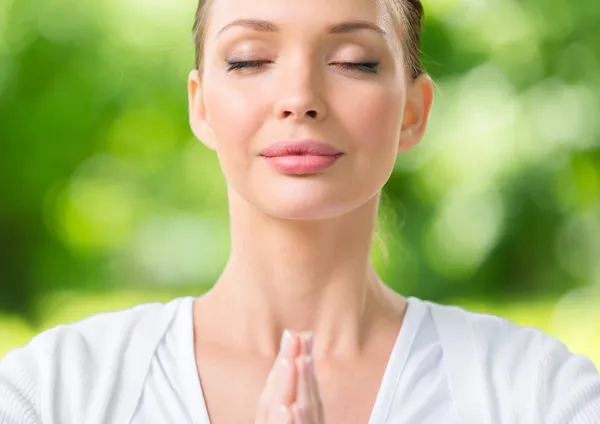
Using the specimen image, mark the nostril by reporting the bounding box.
[281,110,318,119]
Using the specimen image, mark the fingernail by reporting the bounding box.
[303,332,313,355]
[280,330,292,354]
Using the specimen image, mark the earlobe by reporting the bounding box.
[398,74,434,154]
[188,69,216,150]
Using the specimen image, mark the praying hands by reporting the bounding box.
[255,331,326,424]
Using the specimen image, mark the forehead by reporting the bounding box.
[205,0,395,39]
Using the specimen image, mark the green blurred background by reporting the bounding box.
[1,0,599,363]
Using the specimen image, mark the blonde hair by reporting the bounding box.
[192,0,425,80]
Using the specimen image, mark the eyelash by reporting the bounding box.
[334,61,380,74]
[226,60,268,72]
[225,60,380,74]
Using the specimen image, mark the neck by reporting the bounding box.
[199,190,404,359]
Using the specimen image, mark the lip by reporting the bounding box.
[259,140,344,175]
[259,140,343,157]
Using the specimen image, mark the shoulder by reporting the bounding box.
[0,297,189,423]
[422,299,600,423]
[419,298,552,369]
[9,298,183,369]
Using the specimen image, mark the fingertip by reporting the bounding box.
[280,329,293,354]
[280,330,302,358]
[301,332,313,355]
[290,332,301,357]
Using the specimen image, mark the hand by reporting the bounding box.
[255,330,300,424]
[255,330,325,424]
[291,332,325,424]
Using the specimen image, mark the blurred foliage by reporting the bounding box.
[0,0,599,359]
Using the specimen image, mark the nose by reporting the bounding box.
[273,64,326,122]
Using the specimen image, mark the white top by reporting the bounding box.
[131,296,458,424]
[0,296,599,424]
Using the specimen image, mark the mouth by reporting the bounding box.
[259,140,344,175]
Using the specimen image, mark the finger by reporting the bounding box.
[295,356,310,423]
[256,330,297,423]
[303,335,324,422]
[292,402,307,423]
[266,334,300,423]
[273,332,300,405]
[265,358,296,423]
[300,331,312,356]
[298,333,319,423]
[269,357,296,412]
[307,358,324,421]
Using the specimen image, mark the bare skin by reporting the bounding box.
[187,0,433,421]
[193,284,409,423]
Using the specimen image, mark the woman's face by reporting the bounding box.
[189,0,432,220]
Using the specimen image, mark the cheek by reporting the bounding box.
[334,83,405,196]
[204,76,269,157]
[341,85,405,155]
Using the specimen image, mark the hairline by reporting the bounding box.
[192,0,424,80]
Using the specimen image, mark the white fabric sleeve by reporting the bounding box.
[0,348,40,424]
[542,338,600,423]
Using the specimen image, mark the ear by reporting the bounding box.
[188,69,217,150]
[398,74,434,154]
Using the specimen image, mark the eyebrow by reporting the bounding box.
[217,19,387,37]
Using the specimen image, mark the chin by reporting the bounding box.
[254,184,377,221]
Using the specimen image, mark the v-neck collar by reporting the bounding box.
[177,295,426,424]
[178,296,211,424]
[367,296,426,424]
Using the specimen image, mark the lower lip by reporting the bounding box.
[262,154,341,174]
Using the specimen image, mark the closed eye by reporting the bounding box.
[225,59,271,72]
[224,60,380,74]
[332,62,380,74]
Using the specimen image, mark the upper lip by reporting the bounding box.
[259,140,343,157]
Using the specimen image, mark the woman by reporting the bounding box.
[1,0,599,422]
